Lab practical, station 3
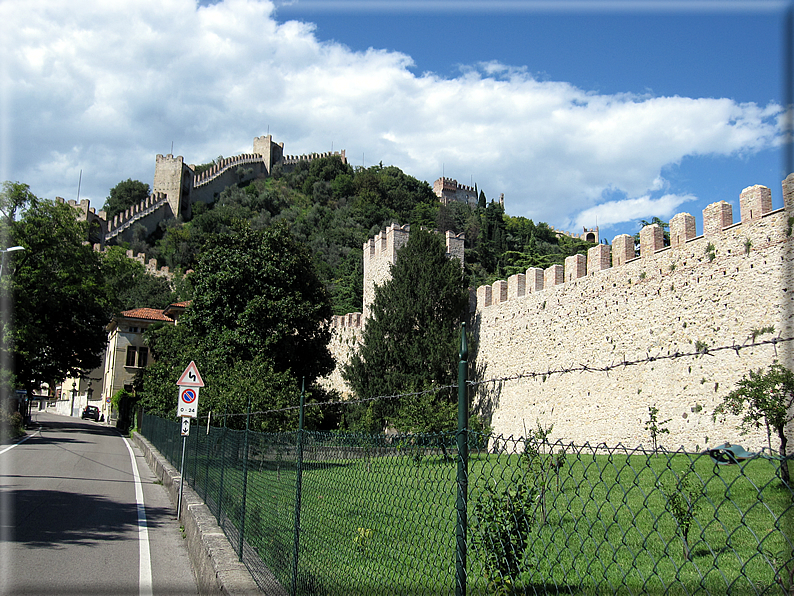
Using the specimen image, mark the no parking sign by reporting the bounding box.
[178,386,200,418]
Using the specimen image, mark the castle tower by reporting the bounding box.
[582,226,599,243]
[362,224,411,320]
[361,224,465,321]
[153,154,190,217]
[253,134,285,174]
[432,177,479,208]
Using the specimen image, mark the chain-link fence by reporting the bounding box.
[141,411,793,595]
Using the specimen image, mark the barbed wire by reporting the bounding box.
[197,334,793,421]
[467,334,794,388]
[209,382,460,420]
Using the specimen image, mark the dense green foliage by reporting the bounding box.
[100,245,176,311]
[0,183,114,409]
[342,229,468,433]
[104,178,150,220]
[140,223,335,431]
[713,361,794,485]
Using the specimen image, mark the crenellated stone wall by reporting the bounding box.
[325,173,794,452]
[90,244,176,279]
[360,223,465,321]
[472,173,794,451]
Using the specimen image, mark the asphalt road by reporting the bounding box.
[0,411,198,595]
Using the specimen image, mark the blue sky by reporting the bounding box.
[1,0,792,241]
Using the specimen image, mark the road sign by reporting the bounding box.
[178,386,200,418]
[177,361,204,387]
[181,416,191,436]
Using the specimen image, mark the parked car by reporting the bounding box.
[81,405,100,421]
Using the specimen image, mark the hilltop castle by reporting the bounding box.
[327,173,794,452]
[61,135,347,248]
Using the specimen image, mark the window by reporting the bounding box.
[125,347,137,367]
[138,347,148,368]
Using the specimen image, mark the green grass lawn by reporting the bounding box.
[144,418,793,595]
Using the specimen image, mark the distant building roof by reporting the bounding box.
[118,308,175,323]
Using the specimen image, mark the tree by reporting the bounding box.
[100,245,176,311]
[104,179,150,220]
[184,222,334,379]
[141,222,335,431]
[713,361,794,485]
[1,187,113,418]
[342,228,468,433]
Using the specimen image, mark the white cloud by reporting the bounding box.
[0,0,782,231]
[571,193,697,231]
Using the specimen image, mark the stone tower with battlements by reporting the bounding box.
[353,224,465,322]
[433,177,479,208]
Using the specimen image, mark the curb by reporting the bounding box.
[133,432,263,595]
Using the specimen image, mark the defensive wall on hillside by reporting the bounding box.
[50,199,177,277]
[325,174,794,452]
[65,135,347,246]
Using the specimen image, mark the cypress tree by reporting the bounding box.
[342,228,468,433]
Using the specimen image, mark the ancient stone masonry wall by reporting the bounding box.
[359,224,465,321]
[91,245,175,279]
[153,154,191,216]
[323,225,465,395]
[192,154,266,188]
[362,223,411,320]
[66,136,345,248]
[105,193,171,243]
[320,317,363,398]
[433,177,479,208]
[278,150,347,173]
[58,197,108,243]
[473,173,794,452]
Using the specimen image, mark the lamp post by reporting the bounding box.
[70,381,77,417]
[0,246,25,277]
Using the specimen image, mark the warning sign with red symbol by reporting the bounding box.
[177,361,203,418]
[177,361,204,387]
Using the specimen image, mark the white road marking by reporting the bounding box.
[124,437,153,596]
[0,430,37,455]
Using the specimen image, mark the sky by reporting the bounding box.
[1,0,792,241]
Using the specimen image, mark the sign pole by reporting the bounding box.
[177,431,187,519]
[174,361,204,521]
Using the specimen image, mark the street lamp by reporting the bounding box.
[71,380,77,417]
[0,246,25,277]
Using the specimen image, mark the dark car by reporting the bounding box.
[81,405,100,421]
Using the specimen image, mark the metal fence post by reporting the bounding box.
[456,322,469,596]
[217,406,228,526]
[204,412,211,502]
[238,397,251,561]
[292,378,306,596]
[193,416,201,488]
